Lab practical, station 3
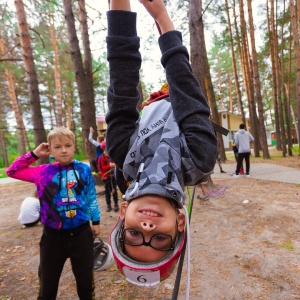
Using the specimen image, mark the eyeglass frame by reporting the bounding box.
[119,220,179,252]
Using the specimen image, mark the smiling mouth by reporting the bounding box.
[139,210,162,217]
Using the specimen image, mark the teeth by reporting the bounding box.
[142,210,158,217]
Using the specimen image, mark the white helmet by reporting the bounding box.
[93,237,115,271]
[110,218,185,286]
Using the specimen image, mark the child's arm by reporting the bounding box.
[110,0,131,10]
[85,166,101,235]
[140,0,218,173]
[6,143,50,182]
[105,0,141,169]
[138,0,174,34]
[88,127,100,147]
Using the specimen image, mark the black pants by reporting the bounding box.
[104,177,118,208]
[234,152,244,172]
[37,222,95,300]
[236,152,250,175]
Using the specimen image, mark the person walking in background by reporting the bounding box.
[6,127,100,299]
[232,132,244,175]
[88,126,105,173]
[233,124,254,177]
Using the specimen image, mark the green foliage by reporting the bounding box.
[292,144,299,152]
[0,168,7,178]
[74,153,85,162]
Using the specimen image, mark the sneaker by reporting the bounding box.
[221,170,226,173]
[106,206,112,212]
[114,205,119,212]
[232,174,240,177]
[246,174,250,177]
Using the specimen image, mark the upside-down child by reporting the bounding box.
[6,127,100,299]
[105,0,217,284]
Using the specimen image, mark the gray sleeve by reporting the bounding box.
[159,31,218,173]
[105,11,142,169]
[88,133,100,147]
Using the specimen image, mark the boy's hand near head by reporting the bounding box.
[33,143,50,158]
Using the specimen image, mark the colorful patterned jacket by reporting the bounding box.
[6,152,100,230]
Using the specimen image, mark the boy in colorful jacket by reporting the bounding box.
[6,127,100,299]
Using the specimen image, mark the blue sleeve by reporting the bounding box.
[85,167,101,222]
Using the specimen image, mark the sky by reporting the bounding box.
[86,0,189,91]
[86,0,265,91]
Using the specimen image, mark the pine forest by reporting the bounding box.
[0,0,299,168]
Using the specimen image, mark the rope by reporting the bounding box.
[171,186,195,300]
[154,16,193,299]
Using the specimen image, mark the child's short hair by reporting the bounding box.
[47,127,75,145]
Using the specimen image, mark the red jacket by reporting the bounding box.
[98,154,112,180]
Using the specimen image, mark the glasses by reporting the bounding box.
[121,228,175,251]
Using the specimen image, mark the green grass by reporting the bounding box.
[0,168,7,179]
[278,239,294,250]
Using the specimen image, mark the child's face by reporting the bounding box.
[120,195,185,262]
[49,136,75,165]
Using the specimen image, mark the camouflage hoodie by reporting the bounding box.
[106,10,217,207]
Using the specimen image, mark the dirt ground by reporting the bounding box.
[0,154,300,300]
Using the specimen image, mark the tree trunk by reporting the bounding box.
[189,0,226,162]
[290,0,300,155]
[0,129,9,167]
[285,28,294,156]
[225,0,246,122]
[0,35,26,155]
[50,21,63,127]
[78,0,97,162]
[247,0,270,158]
[268,0,282,150]
[238,0,260,157]
[14,0,47,162]
[78,0,97,161]
[281,0,293,156]
[63,0,96,160]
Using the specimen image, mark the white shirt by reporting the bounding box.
[18,196,40,225]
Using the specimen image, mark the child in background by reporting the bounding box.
[105,0,217,283]
[98,139,119,212]
[6,127,100,299]
[18,190,40,228]
[88,126,105,172]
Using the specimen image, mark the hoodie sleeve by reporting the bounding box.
[84,166,100,223]
[105,10,141,169]
[88,132,100,147]
[158,31,218,173]
[6,152,41,183]
[249,132,254,142]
